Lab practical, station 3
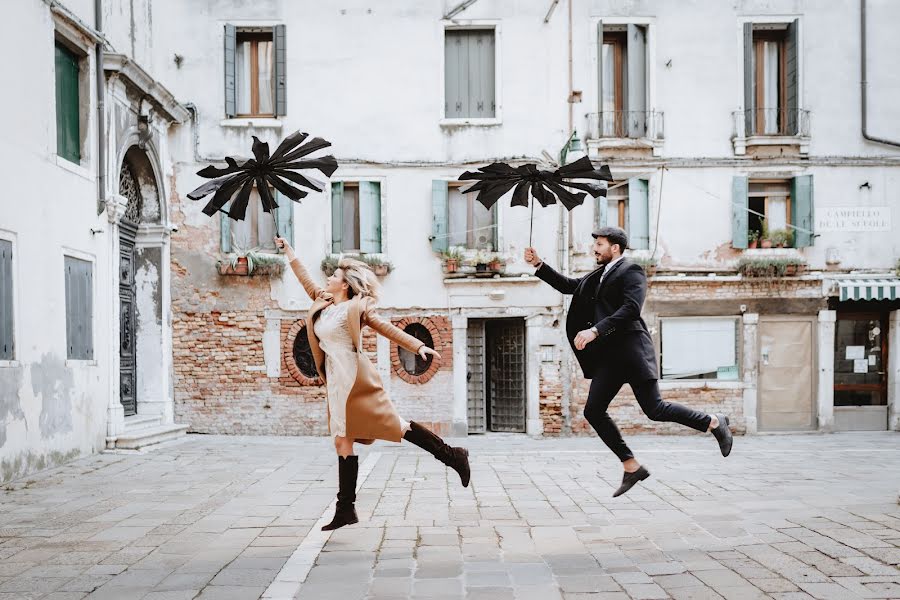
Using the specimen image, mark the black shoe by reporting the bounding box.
[403,422,471,487]
[612,466,650,498]
[711,414,733,457]
[321,456,359,531]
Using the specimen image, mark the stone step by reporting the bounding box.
[124,413,162,429]
[113,423,190,450]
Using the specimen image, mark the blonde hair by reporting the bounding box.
[337,258,381,301]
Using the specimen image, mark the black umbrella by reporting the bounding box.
[459,156,612,245]
[187,131,339,231]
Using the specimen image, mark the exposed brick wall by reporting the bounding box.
[539,361,564,436]
[389,316,452,384]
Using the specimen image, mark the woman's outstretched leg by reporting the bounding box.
[322,436,359,531]
[402,421,470,487]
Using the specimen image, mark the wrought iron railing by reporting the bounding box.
[733,108,810,138]
[587,110,664,140]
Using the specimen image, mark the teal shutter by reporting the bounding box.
[331,182,344,253]
[275,191,293,244]
[743,23,755,136]
[359,181,382,254]
[445,30,467,118]
[55,42,80,163]
[626,24,647,137]
[628,178,649,250]
[220,213,232,252]
[471,30,495,118]
[431,180,449,253]
[594,195,608,230]
[732,176,749,249]
[785,19,799,135]
[224,24,237,117]
[490,203,499,251]
[791,175,814,248]
[0,239,13,360]
[274,24,287,116]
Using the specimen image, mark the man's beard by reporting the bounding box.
[595,253,610,265]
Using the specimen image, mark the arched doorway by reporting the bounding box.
[118,147,162,417]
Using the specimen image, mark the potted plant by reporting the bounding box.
[487,253,506,273]
[245,251,285,277]
[473,251,490,274]
[759,221,773,248]
[362,254,392,276]
[218,243,260,276]
[442,247,463,273]
[747,229,760,249]
[320,254,341,276]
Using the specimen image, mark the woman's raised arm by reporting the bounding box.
[275,237,323,300]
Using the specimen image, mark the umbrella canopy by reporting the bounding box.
[459,156,612,211]
[187,131,339,221]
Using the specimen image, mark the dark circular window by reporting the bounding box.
[292,327,319,379]
[398,323,434,376]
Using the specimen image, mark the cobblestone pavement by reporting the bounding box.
[0,433,897,600]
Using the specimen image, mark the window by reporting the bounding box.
[64,256,93,360]
[743,21,799,136]
[444,29,496,119]
[660,318,739,381]
[224,25,286,118]
[55,41,82,163]
[398,323,434,376]
[292,326,319,379]
[594,178,649,250]
[732,175,813,249]
[0,239,13,360]
[449,184,496,251]
[331,182,381,254]
[220,190,292,254]
[596,23,647,138]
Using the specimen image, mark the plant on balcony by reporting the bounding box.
[360,254,393,276]
[747,229,760,249]
[472,251,491,273]
[737,256,806,278]
[769,228,794,248]
[487,254,506,273]
[441,246,464,273]
[758,220,773,248]
[218,246,285,277]
[320,254,341,276]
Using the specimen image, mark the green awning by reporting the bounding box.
[837,278,900,301]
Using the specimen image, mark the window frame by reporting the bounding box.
[440,21,502,126]
[601,30,627,136]
[62,251,96,364]
[52,20,93,170]
[752,30,787,136]
[659,316,741,382]
[447,181,498,251]
[235,29,276,118]
[330,177,387,256]
[748,178,792,244]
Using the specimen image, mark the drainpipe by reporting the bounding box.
[95,0,106,214]
[861,0,900,148]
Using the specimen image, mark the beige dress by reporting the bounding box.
[314,302,358,439]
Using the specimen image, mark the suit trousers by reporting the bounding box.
[583,373,712,462]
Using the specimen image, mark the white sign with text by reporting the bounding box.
[816,207,891,232]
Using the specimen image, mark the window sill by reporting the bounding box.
[587,137,663,157]
[0,360,21,368]
[443,274,540,284]
[658,380,743,390]
[66,359,98,367]
[220,118,283,129]
[55,155,95,181]
[439,117,502,128]
[739,247,805,257]
[733,135,810,156]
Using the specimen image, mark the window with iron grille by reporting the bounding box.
[292,326,318,379]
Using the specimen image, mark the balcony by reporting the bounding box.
[732,108,811,156]
[586,111,664,157]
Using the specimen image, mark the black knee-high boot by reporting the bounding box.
[321,455,359,531]
[403,421,470,487]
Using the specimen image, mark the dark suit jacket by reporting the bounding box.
[536,259,658,381]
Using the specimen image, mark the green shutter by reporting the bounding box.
[0,240,13,360]
[626,24,647,137]
[791,175,814,248]
[470,30,495,118]
[732,176,749,249]
[431,180,449,253]
[445,30,467,118]
[360,181,382,254]
[594,195,608,230]
[274,24,287,116]
[224,24,237,117]
[220,212,232,252]
[331,182,344,253]
[785,19,799,135]
[743,23,755,136]
[628,178,649,250]
[275,191,293,245]
[55,42,80,163]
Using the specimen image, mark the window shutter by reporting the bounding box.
[742,23,755,137]
[628,178,649,250]
[791,175,814,248]
[65,258,75,358]
[55,43,80,163]
[224,24,237,118]
[220,212,232,253]
[469,30,495,118]
[445,31,467,118]
[275,191,293,243]
[785,19,799,135]
[594,195,608,230]
[65,257,92,360]
[431,180,449,253]
[490,203,499,251]
[626,24,647,138]
[596,20,604,126]
[0,240,13,360]
[331,182,344,253]
[359,181,382,254]
[732,176,749,249]
[274,24,287,117]
[83,261,93,359]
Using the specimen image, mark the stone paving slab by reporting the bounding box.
[0,433,896,599]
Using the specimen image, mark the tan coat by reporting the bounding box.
[289,259,425,443]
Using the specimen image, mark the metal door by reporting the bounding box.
[487,319,526,432]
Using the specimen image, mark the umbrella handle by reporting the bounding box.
[528,201,535,247]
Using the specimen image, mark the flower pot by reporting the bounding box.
[760,239,773,249]
[475,263,488,273]
[445,259,459,273]
[219,256,250,276]
[748,240,758,249]
[373,264,389,276]
[488,260,502,273]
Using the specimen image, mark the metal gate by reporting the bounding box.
[467,319,526,433]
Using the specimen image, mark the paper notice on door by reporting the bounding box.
[869,355,877,366]
[845,346,865,360]
[853,359,869,373]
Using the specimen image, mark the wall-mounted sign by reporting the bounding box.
[816,207,891,232]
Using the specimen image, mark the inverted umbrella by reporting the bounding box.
[187,131,339,231]
[458,156,612,245]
